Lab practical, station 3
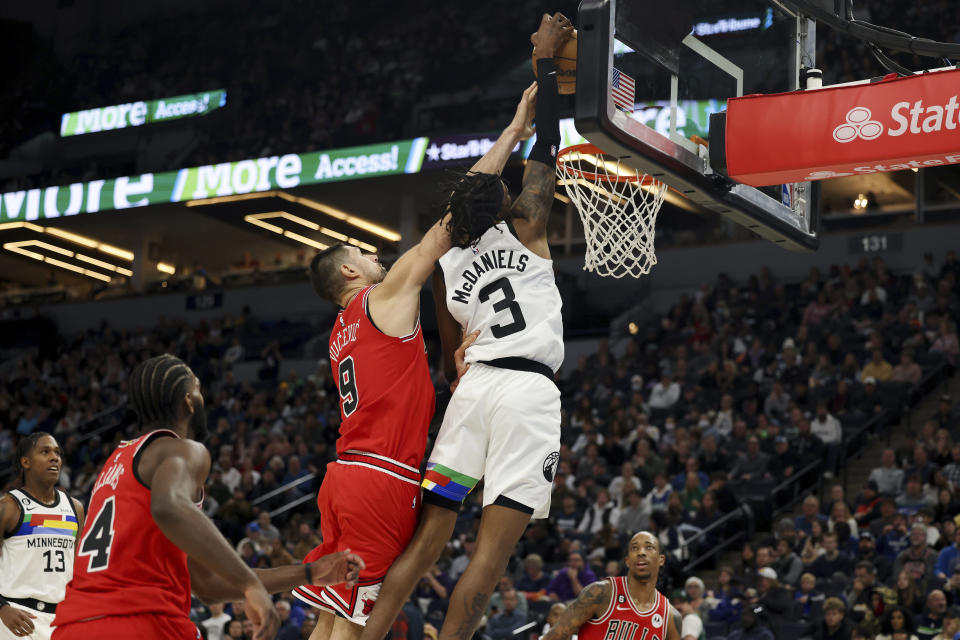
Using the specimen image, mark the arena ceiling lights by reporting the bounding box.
[186,190,394,249]
[0,222,133,281]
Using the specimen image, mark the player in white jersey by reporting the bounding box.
[358,13,573,640]
[0,433,84,639]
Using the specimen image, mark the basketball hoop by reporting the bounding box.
[556,143,666,278]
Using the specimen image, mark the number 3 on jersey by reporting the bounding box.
[79,496,116,572]
[479,277,526,338]
[338,356,359,417]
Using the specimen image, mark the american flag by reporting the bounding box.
[611,68,635,112]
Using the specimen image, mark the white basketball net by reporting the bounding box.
[556,146,667,278]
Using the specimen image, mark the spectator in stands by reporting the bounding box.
[768,436,802,483]
[937,529,960,581]
[859,377,887,415]
[516,554,550,602]
[618,490,651,537]
[933,395,960,434]
[931,606,960,640]
[774,537,803,587]
[893,350,924,385]
[683,576,709,620]
[812,402,844,474]
[733,437,770,481]
[578,489,620,536]
[877,606,920,640]
[646,472,672,513]
[647,369,681,411]
[894,523,939,591]
[899,474,937,516]
[697,434,728,475]
[931,321,959,366]
[540,603,566,636]
[896,571,926,616]
[202,602,232,640]
[797,495,829,537]
[486,589,526,640]
[674,591,705,640]
[449,534,476,580]
[872,449,907,496]
[794,418,827,468]
[863,348,894,382]
[275,599,300,640]
[814,597,855,640]
[942,447,960,490]
[707,565,743,624]
[795,572,825,619]
[918,590,948,640]
[855,480,883,525]
[490,575,528,617]
[608,462,642,507]
[810,531,853,579]
[909,447,940,486]
[858,531,893,583]
[847,561,891,624]
[829,501,860,537]
[547,552,596,602]
[552,496,582,537]
[756,567,790,636]
[726,606,775,640]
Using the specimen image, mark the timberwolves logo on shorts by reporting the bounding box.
[542,451,559,482]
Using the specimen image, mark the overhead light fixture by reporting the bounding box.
[0,222,135,261]
[186,190,401,243]
[3,239,132,281]
[854,193,868,211]
[244,211,378,253]
[4,241,112,282]
[157,262,176,275]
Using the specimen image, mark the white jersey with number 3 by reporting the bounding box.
[439,222,564,371]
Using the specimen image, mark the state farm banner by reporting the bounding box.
[721,69,960,187]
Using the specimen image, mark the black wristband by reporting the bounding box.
[305,563,312,584]
[0,596,7,608]
[530,58,561,166]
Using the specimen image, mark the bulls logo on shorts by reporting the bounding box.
[542,451,559,482]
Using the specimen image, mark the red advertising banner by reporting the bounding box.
[724,68,960,187]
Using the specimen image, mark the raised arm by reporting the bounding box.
[189,550,364,604]
[510,13,572,260]
[141,438,279,640]
[541,580,612,640]
[369,85,539,336]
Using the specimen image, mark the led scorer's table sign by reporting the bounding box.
[60,89,228,137]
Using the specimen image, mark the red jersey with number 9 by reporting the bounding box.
[53,430,194,629]
[328,284,435,469]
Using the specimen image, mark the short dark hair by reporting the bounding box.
[855,561,876,573]
[16,432,51,483]
[442,172,505,248]
[129,355,194,428]
[308,244,351,304]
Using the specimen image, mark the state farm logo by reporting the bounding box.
[833,107,884,143]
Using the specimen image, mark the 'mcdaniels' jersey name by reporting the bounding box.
[439,222,563,372]
[450,248,529,304]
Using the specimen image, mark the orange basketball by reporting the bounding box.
[532,29,577,95]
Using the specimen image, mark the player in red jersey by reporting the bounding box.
[52,355,363,640]
[295,208,461,640]
[541,532,681,640]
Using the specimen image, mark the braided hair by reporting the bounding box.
[441,172,507,248]
[16,432,49,483]
[128,354,195,428]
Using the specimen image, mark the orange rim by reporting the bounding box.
[556,143,663,186]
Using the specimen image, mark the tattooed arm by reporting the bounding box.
[667,606,683,640]
[542,581,613,640]
[509,161,555,260]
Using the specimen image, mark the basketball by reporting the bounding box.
[532,29,577,94]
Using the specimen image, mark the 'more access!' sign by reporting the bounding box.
[60,90,228,137]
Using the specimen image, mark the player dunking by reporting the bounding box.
[52,355,362,640]
[0,434,84,640]
[293,188,476,639]
[359,13,572,640]
[542,532,681,640]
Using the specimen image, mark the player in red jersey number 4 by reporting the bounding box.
[542,532,681,640]
[52,355,363,640]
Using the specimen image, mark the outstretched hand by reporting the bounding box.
[510,82,538,140]
[451,330,481,392]
[310,549,366,588]
[530,12,574,60]
[0,605,36,638]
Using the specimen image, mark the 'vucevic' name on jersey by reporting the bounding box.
[440,222,563,372]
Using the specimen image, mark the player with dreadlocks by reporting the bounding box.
[52,354,364,640]
[0,433,83,639]
[359,13,573,640]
